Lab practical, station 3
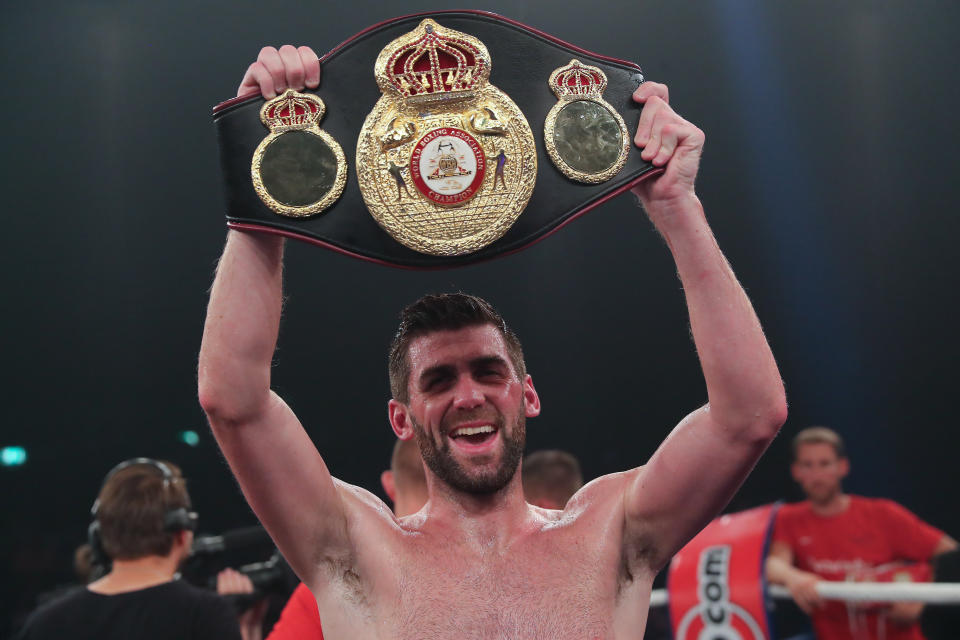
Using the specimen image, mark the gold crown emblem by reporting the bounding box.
[548,59,608,100]
[259,90,325,131]
[374,19,491,103]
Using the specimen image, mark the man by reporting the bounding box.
[16,460,241,640]
[198,45,787,639]
[766,427,957,640]
[522,449,583,510]
[387,161,412,201]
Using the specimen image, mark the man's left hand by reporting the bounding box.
[629,82,705,221]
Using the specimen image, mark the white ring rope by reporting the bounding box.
[649,582,960,607]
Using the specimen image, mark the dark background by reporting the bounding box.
[3,0,958,635]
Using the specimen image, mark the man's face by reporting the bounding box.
[399,324,538,495]
[791,442,849,503]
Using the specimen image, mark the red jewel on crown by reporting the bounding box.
[379,19,490,100]
[261,90,325,131]
[549,59,608,100]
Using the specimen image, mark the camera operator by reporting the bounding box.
[16,458,242,640]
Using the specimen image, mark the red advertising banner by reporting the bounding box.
[667,503,779,640]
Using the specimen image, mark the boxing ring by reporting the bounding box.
[647,504,960,639]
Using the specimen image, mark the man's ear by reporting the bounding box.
[388,399,415,440]
[839,457,850,479]
[523,374,541,418]
[173,530,193,554]
[381,470,396,503]
[790,462,801,484]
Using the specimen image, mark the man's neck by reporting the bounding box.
[87,554,180,595]
[809,491,849,516]
[423,475,535,549]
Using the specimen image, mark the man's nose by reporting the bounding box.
[451,377,484,409]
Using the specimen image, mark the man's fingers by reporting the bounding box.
[298,46,321,88]
[650,123,679,167]
[239,45,320,98]
[237,63,259,98]
[257,46,285,95]
[217,568,254,594]
[634,95,669,148]
[800,584,823,610]
[279,45,306,90]
[238,62,276,99]
[633,81,669,105]
[640,108,672,162]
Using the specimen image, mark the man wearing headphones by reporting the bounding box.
[16,459,242,640]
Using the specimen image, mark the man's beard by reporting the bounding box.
[412,411,525,495]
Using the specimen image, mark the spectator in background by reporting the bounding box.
[522,449,583,510]
[16,459,242,640]
[766,427,957,640]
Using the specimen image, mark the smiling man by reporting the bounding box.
[198,45,787,640]
[387,300,533,500]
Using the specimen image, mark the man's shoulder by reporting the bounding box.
[19,586,92,632]
[565,469,633,512]
[17,581,236,640]
[774,500,812,521]
[335,478,397,523]
[848,494,905,517]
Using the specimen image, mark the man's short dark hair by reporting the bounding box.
[388,293,526,403]
[96,461,191,560]
[792,426,846,460]
[522,449,584,508]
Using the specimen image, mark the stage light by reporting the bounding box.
[178,430,200,447]
[1,446,27,467]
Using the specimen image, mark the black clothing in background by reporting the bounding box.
[922,549,960,640]
[15,579,241,640]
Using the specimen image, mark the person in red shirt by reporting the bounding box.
[766,427,957,640]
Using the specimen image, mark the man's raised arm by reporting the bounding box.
[622,82,787,571]
[198,46,352,586]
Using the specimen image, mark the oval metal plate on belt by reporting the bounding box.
[356,18,536,257]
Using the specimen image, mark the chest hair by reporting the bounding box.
[386,533,620,640]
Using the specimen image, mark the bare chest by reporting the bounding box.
[383,531,623,640]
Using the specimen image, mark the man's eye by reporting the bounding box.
[426,376,452,390]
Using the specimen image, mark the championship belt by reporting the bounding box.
[213,10,661,268]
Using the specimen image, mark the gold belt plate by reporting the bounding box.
[357,19,536,256]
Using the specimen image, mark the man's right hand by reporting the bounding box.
[237,45,320,99]
[785,571,823,614]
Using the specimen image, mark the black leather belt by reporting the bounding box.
[213,10,660,268]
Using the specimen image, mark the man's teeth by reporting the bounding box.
[451,425,495,438]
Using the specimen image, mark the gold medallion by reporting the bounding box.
[544,59,629,184]
[251,90,347,218]
[357,19,536,256]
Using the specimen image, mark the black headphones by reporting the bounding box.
[88,458,199,568]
